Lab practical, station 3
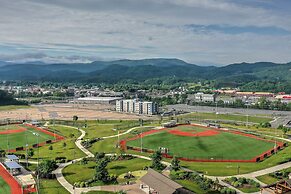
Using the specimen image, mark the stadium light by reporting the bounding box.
[33,132,40,194]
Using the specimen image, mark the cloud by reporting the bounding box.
[0,0,291,65]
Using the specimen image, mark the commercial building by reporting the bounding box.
[116,99,158,115]
[76,97,123,105]
[188,93,216,103]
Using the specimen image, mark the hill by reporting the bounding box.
[0,59,290,90]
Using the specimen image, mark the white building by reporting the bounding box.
[116,99,158,115]
[190,93,216,103]
[77,97,123,105]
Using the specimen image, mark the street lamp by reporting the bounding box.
[33,132,40,194]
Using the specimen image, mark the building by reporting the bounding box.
[140,168,194,194]
[76,97,123,105]
[142,101,158,115]
[261,179,291,194]
[188,93,216,103]
[116,99,158,115]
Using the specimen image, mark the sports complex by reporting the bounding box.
[121,124,286,162]
[0,123,64,152]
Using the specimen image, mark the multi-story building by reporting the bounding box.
[116,99,158,115]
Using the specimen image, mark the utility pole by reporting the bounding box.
[33,133,40,194]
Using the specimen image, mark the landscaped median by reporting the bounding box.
[223,177,260,193]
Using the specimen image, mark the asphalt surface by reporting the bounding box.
[166,104,291,127]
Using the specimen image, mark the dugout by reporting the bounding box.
[4,161,22,175]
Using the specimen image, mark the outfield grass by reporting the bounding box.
[63,158,150,185]
[0,176,10,194]
[39,178,69,194]
[0,124,54,150]
[126,125,274,160]
[178,112,272,123]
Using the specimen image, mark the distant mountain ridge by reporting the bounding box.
[0,58,290,84]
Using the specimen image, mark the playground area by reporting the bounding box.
[0,123,64,152]
[122,124,286,162]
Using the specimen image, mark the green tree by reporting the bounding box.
[48,145,53,151]
[95,158,111,183]
[37,160,57,178]
[150,150,165,171]
[171,156,180,171]
[28,148,34,158]
[63,142,67,148]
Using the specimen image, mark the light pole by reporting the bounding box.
[215,101,218,123]
[246,101,249,128]
[33,132,40,194]
[140,128,143,153]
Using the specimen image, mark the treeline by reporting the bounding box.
[0,90,27,106]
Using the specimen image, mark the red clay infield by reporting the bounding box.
[167,129,220,137]
[0,127,27,134]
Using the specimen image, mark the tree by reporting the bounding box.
[95,158,111,183]
[95,152,105,161]
[73,115,78,121]
[150,150,165,171]
[63,142,67,148]
[48,145,53,151]
[171,156,180,171]
[28,148,34,158]
[37,160,57,178]
[282,127,289,135]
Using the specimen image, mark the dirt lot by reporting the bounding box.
[0,103,156,120]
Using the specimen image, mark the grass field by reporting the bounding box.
[0,176,10,194]
[256,167,291,184]
[0,105,29,111]
[63,158,150,185]
[39,178,69,194]
[0,124,55,150]
[178,112,272,123]
[27,125,86,161]
[126,125,275,160]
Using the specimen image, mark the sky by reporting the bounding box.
[0,0,291,65]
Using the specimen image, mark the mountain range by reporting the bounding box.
[0,59,290,84]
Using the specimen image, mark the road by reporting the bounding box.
[166,104,291,127]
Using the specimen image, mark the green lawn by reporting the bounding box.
[0,176,10,194]
[39,178,69,194]
[0,105,29,111]
[0,124,54,150]
[256,174,279,185]
[176,179,219,194]
[179,112,272,123]
[63,158,150,185]
[29,125,86,161]
[126,125,274,160]
[256,167,291,184]
[180,145,291,176]
[238,187,260,193]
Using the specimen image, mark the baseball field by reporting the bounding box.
[124,124,280,162]
[0,124,60,151]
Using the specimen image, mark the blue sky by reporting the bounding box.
[0,0,291,65]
